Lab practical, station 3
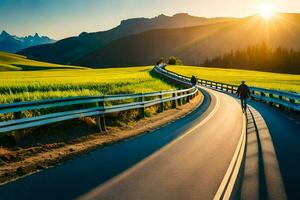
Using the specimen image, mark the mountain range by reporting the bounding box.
[0,31,55,53]
[74,13,300,69]
[18,13,235,64]
[18,13,300,73]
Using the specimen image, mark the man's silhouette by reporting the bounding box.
[191,75,197,86]
[236,81,250,112]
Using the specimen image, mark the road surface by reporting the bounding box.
[248,100,300,200]
[0,87,244,200]
[79,86,245,200]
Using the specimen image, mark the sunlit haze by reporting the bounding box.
[260,3,276,19]
[0,0,299,39]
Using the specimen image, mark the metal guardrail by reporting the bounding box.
[158,66,300,112]
[0,80,198,134]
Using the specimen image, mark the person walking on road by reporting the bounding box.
[191,75,197,86]
[236,81,251,112]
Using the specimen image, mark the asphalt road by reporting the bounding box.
[0,87,244,200]
[79,87,244,200]
[248,100,300,200]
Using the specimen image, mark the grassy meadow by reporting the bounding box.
[0,51,87,71]
[167,66,300,93]
[0,66,175,104]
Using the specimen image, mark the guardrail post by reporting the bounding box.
[181,92,185,104]
[96,100,106,132]
[269,93,274,106]
[251,90,255,100]
[210,81,213,87]
[139,95,145,117]
[260,92,265,102]
[13,111,22,120]
[177,92,182,106]
[278,95,283,109]
[289,98,295,112]
[186,91,190,103]
[13,98,22,120]
[172,93,177,108]
[159,93,164,113]
[226,85,229,92]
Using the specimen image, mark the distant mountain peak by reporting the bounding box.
[173,13,190,17]
[0,31,55,53]
[157,14,168,18]
[120,17,147,25]
[1,30,11,37]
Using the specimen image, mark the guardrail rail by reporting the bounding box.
[0,79,198,134]
[158,65,300,112]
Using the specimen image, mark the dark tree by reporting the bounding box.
[168,56,183,65]
[202,43,300,74]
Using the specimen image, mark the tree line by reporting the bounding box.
[202,43,300,74]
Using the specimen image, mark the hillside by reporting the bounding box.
[75,13,300,74]
[18,13,235,64]
[0,51,87,71]
[0,31,55,53]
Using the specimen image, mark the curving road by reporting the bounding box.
[0,72,298,200]
[0,87,244,200]
[79,87,244,200]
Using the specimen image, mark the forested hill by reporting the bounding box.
[74,13,300,74]
[203,43,300,74]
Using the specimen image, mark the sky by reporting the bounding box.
[1,0,299,40]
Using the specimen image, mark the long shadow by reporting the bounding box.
[195,84,299,199]
[249,100,300,200]
[247,108,268,200]
[0,89,211,200]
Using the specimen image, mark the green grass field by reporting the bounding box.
[0,66,174,104]
[167,66,300,93]
[0,51,87,71]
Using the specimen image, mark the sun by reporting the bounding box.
[259,3,275,19]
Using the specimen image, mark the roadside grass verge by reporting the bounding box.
[0,66,176,122]
[167,65,300,93]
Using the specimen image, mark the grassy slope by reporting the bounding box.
[0,66,174,103]
[167,65,300,93]
[0,51,87,71]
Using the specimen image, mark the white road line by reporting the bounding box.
[174,87,220,142]
[213,99,246,200]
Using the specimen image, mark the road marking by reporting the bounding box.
[174,87,220,142]
[213,102,246,200]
